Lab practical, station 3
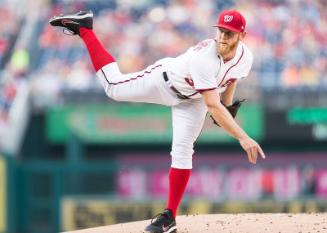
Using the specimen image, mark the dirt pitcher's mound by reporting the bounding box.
[64,213,327,233]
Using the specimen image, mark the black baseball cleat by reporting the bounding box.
[145,209,177,233]
[49,10,93,35]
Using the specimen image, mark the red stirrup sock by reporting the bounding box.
[79,27,115,71]
[167,167,192,218]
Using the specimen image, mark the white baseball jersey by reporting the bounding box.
[163,39,253,99]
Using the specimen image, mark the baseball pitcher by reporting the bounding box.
[50,9,265,233]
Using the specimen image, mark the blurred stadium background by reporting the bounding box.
[0,0,327,232]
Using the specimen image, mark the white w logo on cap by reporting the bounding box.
[224,15,233,22]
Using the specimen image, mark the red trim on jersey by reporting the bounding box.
[101,64,162,85]
[184,77,194,87]
[217,46,244,87]
[188,91,199,97]
[220,78,237,88]
[196,87,217,92]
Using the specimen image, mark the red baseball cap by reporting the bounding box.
[215,9,246,32]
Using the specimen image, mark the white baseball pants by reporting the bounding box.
[96,62,208,169]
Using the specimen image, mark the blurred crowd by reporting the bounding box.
[0,1,20,64]
[1,0,327,109]
[0,0,23,126]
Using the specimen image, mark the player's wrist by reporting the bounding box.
[237,134,250,142]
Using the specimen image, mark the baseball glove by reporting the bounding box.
[210,99,245,126]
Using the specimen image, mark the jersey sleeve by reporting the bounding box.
[189,52,218,91]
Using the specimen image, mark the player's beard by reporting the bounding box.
[217,38,239,58]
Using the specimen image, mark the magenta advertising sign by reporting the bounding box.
[116,168,303,200]
[273,167,301,200]
[118,169,226,200]
[117,169,147,199]
[116,153,326,200]
[227,169,262,200]
[316,170,327,198]
[149,171,168,198]
[187,169,224,200]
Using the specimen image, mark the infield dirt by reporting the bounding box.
[64,213,327,233]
